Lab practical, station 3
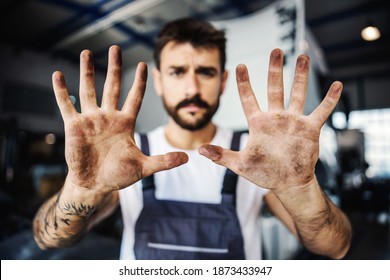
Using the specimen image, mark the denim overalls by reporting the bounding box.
[134,131,246,259]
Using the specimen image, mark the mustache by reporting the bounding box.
[175,94,210,111]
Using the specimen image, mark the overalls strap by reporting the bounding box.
[221,130,247,195]
[140,133,154,190]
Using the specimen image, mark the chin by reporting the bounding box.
[177,119,211,131]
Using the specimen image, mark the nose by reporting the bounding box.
[185,71,200,98]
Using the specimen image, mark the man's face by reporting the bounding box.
[153,42,228,131]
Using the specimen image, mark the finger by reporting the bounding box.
[52,71,78,121]
[101,45,122,111]
[79,49,98,112]
[288,54,310,113]
[142,152,188,177]
[267,48,284,112]
[121,62,148,120]
[236,64,261,124]
[310,81,343,127]
[198,144,240,171]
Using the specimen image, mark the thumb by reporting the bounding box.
[198,144,239,170]
[143,152,188,177]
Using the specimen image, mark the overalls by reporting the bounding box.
[134,131,246,259]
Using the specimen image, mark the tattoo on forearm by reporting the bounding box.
[61,202,95,216]
[34,190,97,248]
[61,218,71,226]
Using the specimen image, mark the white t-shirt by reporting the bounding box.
[119,126,269,259]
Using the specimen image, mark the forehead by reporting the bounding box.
[159,41,221,70]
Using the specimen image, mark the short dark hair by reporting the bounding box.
[153,17,226,72]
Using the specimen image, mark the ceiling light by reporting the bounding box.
[45,133,56,145]
[361,22,381,41]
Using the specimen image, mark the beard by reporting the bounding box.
[162,93,220,131]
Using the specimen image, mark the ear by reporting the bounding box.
[152,67,163,96]
[220,70,228,96]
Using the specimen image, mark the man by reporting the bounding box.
[33,17,352,259]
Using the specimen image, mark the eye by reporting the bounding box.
[170,68,184,77]
[198,68,217,78]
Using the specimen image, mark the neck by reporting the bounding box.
[164,119,217,150]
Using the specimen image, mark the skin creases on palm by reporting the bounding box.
[236,113,320,190]
[63,111,145,192]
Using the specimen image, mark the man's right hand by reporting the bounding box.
[53,45,188,196]
[33,46,187,249]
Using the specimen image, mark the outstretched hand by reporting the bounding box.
[199,48,342,191]
[53,46,188,194]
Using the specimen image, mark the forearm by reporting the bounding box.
[33,178,108,249]
[273,176,352,259]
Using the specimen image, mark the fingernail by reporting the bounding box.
[297,55,309,70]
[59,74,65,85]
[333,81,342,91]
[236,64,248,81]
[271,49,283,59]
[140,63,148,80]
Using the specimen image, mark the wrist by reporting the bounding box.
[61,176,109,206]
[272,175,317,198]
[272,176,327,218]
